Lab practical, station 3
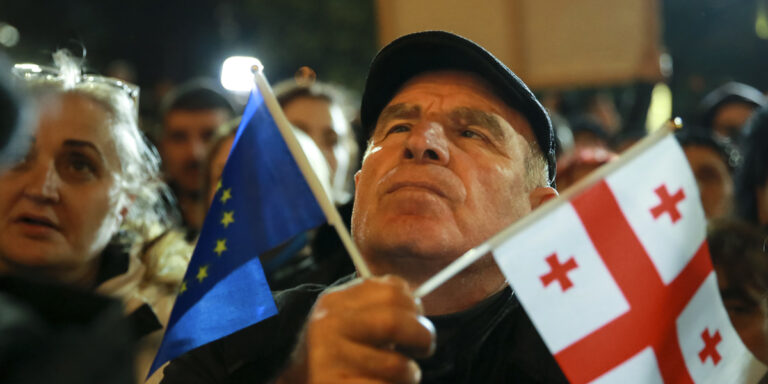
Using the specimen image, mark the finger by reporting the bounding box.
[337,339,422,384]
[395,315,436,359]
[317,275,422,314]
[341,307,435,358]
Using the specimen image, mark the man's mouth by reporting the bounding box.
[387,181,446,198]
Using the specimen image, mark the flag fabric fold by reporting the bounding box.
[493,135,766,383]
[148,84,327,376]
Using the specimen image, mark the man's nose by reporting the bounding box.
[191,138,208,160]
[403,121,449,165]
[24,162,61,203]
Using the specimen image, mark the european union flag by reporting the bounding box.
[148,84,327,376]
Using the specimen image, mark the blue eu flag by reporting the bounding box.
[148,84,327,376]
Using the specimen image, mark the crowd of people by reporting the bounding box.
[0,29,766,383]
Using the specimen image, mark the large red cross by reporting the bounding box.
[540,253,578,292]
[699,329,722,365]
[554,181,713,384]
[650,184,686,223]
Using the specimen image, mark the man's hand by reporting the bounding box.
[277,275,436,384]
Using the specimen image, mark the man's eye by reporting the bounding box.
[460,129,484,139]
[169,132,188,143]
[387,124,410,135]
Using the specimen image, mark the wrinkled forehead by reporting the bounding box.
[35,92,122,166]
[381,70,536,141]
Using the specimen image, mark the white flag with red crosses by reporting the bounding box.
[493,135,766,384]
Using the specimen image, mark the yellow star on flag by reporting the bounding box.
[179,280,187,294]
[220,188,232,204]
[214,239,228,256]
[221,211,235,228]
[196,265,209,283]
[215,180,222,193]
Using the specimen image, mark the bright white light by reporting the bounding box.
[0,23,19,47]
[14,64,42,72]
[220,56,263,92]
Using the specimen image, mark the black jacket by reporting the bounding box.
[161,275,568,383]
[0,276,136,384]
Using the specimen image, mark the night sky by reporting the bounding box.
[1,0,766,120]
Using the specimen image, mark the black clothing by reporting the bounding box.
[0,276,136,384]
[161,275,568,384]
[263,200,356,291]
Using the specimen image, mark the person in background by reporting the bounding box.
[203,117,240,206]
[556,146,617,191]
[202,112,351,290]
[611,129,646,154]
[735,105,768,228]
[273,79,359,205]
[698,81,765,143]
[568,114,611,150]
[158,81,234,236]
[1,51,191,382]
[707,219,768,375]
[676,129,740,220]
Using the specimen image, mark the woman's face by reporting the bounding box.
[283,96,338,174]
[0,93,126,275]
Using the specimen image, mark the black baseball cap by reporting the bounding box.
[360,30,556,187]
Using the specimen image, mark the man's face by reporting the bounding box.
[683,145,733,219]
[160,109,229,195]
[715,266,768,364]
[712,102,756,140]
[352,71,545,276]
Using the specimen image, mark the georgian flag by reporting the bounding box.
[493,135,766,383]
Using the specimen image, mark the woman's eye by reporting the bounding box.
[59,153,99,180]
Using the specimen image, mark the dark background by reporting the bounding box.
[1,0,766,122]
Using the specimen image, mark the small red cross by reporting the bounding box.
[540,253,578,292]
[698,328,722,365]
[650,184,686,223]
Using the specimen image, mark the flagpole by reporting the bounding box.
[252,68,372,278]
[414,118,683,298]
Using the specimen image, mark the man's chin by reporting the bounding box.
[169,179,204,199]
[363,237,465,274]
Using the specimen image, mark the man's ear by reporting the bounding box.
[354,170,361,188]
[529,186,558,210]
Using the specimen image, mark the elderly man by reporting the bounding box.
[162,31,567,383]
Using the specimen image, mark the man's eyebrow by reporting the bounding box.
[63,139,105,159]
[449,107,507,141]
[378,103,421,125]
